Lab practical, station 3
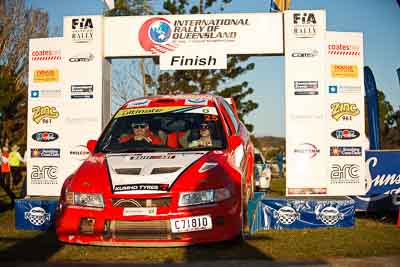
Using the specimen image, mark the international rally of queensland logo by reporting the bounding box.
[139,17,178,54]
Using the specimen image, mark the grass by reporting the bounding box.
[0,178,399,263]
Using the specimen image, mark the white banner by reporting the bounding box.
[326,32,365,195]
[285,10,328,196]
[27,38,65,196]
[104,13,284,64]
[159,50,227,70]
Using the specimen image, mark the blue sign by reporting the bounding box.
[351,150,400,211]
[365,150,400,196]
[15,199,58,231]
[251,197,355,232]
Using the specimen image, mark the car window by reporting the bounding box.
[96,106,227,153]
[221,99,239,134]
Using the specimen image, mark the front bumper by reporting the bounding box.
[56,196,241,247]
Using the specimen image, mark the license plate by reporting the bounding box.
[123,207,157,216]
[170,215,212,233]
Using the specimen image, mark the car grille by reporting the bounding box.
[111,198,171,208]
[107,220,177,240]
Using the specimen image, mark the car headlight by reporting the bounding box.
[66,192,104,208]
[178,188,231,207]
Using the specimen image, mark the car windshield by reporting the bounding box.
[96,106,227,153]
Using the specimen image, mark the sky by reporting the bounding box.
[27,0,400,137]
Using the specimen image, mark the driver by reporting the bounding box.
[118,122,163,145]
[188,123,221,148]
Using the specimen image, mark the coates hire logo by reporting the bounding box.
[31,49,61,61]
[294,143,320,158]
[139,17,178,54]
[328,44,360,56]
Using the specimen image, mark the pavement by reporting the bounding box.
[1,256,400,267]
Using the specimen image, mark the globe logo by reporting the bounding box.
[149,20,172,44]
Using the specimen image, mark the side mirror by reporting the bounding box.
[228,135,242,149]
[86,140,97,155]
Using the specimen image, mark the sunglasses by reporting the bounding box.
[132,123,148,129]
[200,124,210,129]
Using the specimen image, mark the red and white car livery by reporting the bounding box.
[56,95,254,246]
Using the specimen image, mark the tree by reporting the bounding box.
[154,0,258,131]
[0,0,48,145]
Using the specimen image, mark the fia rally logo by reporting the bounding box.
[24,207,51,226]
[139,17,178,54]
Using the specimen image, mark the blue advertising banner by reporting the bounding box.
[364,66,380,150]
[15,198,58,231]
[365,150,400,196]
[251,197,354,232]
[352,150,400,211]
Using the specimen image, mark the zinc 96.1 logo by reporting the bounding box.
[138,17,178,54]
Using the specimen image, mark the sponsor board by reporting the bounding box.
[328,43,360,56]
[24,207,51,226]
[69,145,90,161]
[331,129,360,140]
[71,17,94,43]
[33,69,59,83]
[294,81,319,95]
[184,98,208,106]
[328,85,361,94]
[160,54,227,70]
[291,49,318,58]
[293,143,320,158]
[330,102,360,121]
[126,99,151,108]
[330,146,362,156]
[31,165,58,184]
[71,84,94,99]
[115,106,217,118]
[123,207,157,216]
[330,64,358,79]
[30,89,62,98]
[32,106,59,124]
[31,49,61,61]
[68,52,94,62]
[31,148,61,158]
[292,12,317,38]
[114,184,169,192]
[32,131,59,142]
[330,164,360,184]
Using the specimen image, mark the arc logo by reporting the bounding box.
[139,17,178,54]
[330,164,360,183]
[32,131,59,142]
[331,129,360,140]
[31,165,58,184]
[32,106,59,124]
[331,102,360,121]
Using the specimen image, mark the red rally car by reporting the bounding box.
[56,94,255,246]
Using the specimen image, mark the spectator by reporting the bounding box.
[1,146,11,189]
[9,144,25,189]
[0,146,16,206]
[276,150,284,178]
